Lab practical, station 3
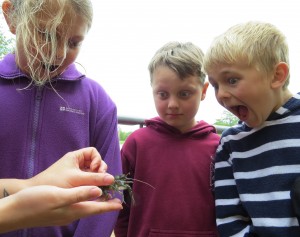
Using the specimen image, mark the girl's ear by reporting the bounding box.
[2,0,16,34]
[271,62,289,89]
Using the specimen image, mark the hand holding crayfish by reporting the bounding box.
[99,173,155,205]
[0,147,123,233]
[29,147,112,189]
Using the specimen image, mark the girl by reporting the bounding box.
[0,0,122,236]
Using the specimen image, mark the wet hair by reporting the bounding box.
[6,0,93,86]
[148,41,206,85]
[203,21,290,89]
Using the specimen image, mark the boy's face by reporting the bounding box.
[15,7,89,81]
[207,63,279,128]
[151,65,208,133]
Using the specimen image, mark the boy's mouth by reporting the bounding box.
[230,105,248,121]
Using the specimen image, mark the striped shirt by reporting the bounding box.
[215,93,300,237]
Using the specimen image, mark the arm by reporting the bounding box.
[214,140,251,237]
[0,147,112,197]
[0,147,123,233]
[0,185,122,233]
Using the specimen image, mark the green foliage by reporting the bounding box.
[0,28,14,59]
[214,110,239,127]
[118,129,132,144]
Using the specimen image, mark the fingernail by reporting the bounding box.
[90,187,102,198]
[103,174,114,184]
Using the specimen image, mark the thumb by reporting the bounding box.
[61,186,102,205]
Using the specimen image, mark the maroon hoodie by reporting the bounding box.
[115,117,220,237]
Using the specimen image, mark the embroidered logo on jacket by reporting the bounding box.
[59,106,85,115]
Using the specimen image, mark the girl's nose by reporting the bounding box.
[56,42,67,61]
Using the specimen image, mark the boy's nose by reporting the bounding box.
[216,86,230,100]
[167,96,179,109]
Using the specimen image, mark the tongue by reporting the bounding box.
[238,106,248,120]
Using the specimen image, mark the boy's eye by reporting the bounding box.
[179,91,191,98]
[157,91,168,99]
[228,78,238,85]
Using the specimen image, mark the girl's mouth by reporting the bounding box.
[42,63,59,72]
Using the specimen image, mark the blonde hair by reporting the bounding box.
[148,41,206,85]
[203,21,290,88]
[7,0,93,86]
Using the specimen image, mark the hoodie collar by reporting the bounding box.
[145,116,217,139]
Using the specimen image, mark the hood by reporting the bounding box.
[145,116,216,139]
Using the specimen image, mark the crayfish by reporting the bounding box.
[99,173,154,205]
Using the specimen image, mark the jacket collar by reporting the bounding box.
[0,53,85,81]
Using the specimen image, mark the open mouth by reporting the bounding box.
[230,105,248,121]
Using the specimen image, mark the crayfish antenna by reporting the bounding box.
[125,172,155,190]
[131,178,155,190]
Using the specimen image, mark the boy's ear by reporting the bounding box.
[271,62,289,89]
[200,82,209,101]
[2,0,16,34]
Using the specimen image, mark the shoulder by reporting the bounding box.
[220,122,251,138]
[122,126,155,148]
[125,127,152,141]
[78,77,116,107]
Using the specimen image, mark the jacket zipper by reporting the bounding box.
[22,87,43,237]
[27,87,43,178]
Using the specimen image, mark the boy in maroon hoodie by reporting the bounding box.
[115,42,220,237]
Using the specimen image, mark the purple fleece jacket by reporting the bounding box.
[115,117,220,237]
[0,54,122,237]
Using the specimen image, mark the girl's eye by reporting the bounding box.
[68,40,82,49]
[228,78,238,85]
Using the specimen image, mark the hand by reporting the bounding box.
[30,147,114,188]
[0,185,122,233]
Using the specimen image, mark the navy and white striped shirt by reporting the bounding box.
[215,93,300,237]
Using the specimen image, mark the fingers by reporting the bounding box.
[76,172,115,187]
[12,186,123,228]
[58,187,123,220]
[70,198,123,218]
[75,147,107,172]
[61,186,103,204]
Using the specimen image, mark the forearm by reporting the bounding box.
[215,156,250,236]
[0,178,31,198]
[0,194,25,233]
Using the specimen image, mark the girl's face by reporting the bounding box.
[14,5,89,82]
[151,66,208,133]
[207,63,279,128]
